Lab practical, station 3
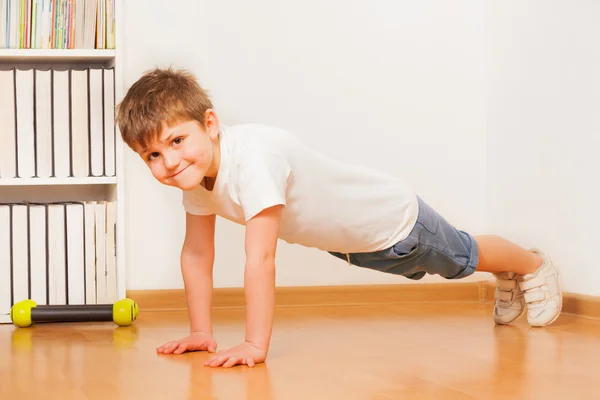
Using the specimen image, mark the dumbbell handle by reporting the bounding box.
[33,304,114,310]
[30,307,113,323]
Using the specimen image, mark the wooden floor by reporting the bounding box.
[1,301,600,400]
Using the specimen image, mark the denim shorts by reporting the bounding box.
[328,196,479,280]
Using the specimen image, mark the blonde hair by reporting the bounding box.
[116,67,214,150]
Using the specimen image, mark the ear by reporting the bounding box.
[204,109,220,139]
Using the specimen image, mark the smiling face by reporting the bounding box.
[136,115,221,191]
[116,67,220,190]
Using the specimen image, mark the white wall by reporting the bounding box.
[485,1,600,296]
[121,0,487,290]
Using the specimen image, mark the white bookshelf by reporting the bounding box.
[0,0,126,324]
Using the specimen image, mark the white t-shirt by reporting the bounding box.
[182,124,418,254]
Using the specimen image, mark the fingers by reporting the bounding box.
[156,337,218,355]
[156,341,181,354]
[204,354,256,368]
[222,357,243,368]
[205,353,229,367]
[193,340,217,353]
[173,343,188,354]
[206,355,245,368]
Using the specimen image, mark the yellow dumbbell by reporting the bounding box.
[10,298,139,328]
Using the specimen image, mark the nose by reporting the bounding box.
[163,150,180,171]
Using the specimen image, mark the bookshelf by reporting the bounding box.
[0,0,125,324]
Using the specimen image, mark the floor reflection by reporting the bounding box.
[161,352,274,400]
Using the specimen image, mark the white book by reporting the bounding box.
[74,0,85,48]
[34,0,42,48]
[105,201,116,302]
[11,205,29,304]
[95,0,105,49]
[104,68,115,176]
[66,203,85,305]
[0,205,11,323]
[71,69,89,177]
[83,0,96,49]
[29,204,48,305]
[95,201,106,303]
[35,68,53,178]
[15,68,36,178]
[9,0,18,48]
[0,0,7,49]
[34,0,43,49]
[84,201,96,304]
[52,69,70,178]
[0,69,16,179]
[40,0,53,50]
[106,0,115,49]
[47,204,66,305]
[89,68,104,176]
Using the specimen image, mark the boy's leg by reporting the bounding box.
[474,235,562,327]
[474,235,542,275]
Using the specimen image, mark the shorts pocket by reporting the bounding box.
[392,233,420,257]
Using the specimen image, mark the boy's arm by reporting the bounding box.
[157,212,216,355]
[204,204,282,367]
[243,204,282,350]
[181,212,216,334]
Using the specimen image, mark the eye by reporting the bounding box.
[147,152,160,161]
[173,137,184,145]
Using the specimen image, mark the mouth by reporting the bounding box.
[169,165,190,178]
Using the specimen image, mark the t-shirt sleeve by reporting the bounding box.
[235,151,291,222]
[182,189,213,216]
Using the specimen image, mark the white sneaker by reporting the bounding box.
[493,272,525,324]
[519,249,562,327]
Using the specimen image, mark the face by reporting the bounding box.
[136,113,220,191]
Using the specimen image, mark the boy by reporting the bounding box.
[116,67,562,368]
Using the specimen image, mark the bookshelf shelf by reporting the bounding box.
[0,49,117,63]
[0,177,117,186]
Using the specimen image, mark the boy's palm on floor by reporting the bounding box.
[205,342,267,368]
[156,332,217,355]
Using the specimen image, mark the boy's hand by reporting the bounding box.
[204,341,267,368]
[156,331,217,355]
